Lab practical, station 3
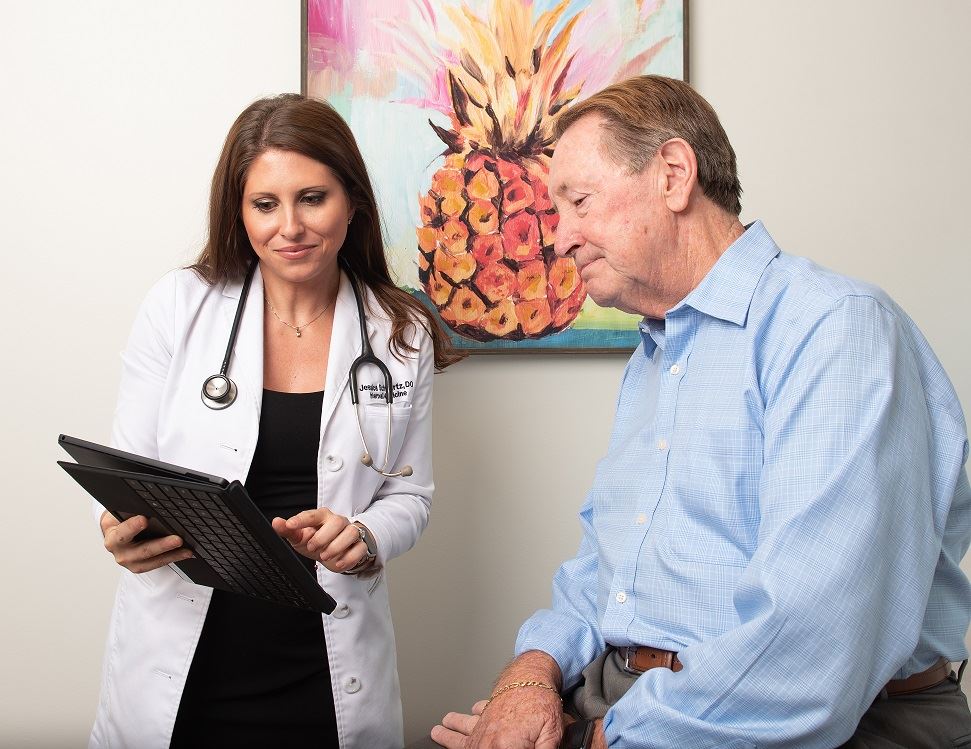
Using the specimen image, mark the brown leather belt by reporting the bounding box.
[885,657,951,696]
[620,645,683,674]
[620,647,951,697]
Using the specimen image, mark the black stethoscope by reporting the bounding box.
[201,260,413,478]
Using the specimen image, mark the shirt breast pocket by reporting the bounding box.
[360,402,412,472]
[663,425,762,567]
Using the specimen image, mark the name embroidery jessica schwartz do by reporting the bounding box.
[359,381,414,401]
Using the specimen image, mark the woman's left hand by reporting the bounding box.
[271,509,369,573]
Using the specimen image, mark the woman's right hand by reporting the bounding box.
[100,511,193,573]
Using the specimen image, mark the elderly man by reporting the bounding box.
[422,75,971,748]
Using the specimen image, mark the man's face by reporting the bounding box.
[549,115,673,317]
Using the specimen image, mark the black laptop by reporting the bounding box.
[58,434,337,614]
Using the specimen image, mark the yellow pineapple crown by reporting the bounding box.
[432,0,583,156]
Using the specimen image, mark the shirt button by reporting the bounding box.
[657,438,668,451]
[325,454,343,472]
[636,514,646,525]
[615,591,627,604]
[332,603,350,619]
[344,676,362,694]
[669,364,681,375]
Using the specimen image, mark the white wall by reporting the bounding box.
[1,1,968,745]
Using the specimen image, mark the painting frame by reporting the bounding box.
[301,0,689,354]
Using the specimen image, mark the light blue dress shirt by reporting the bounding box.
[516,221,971,747]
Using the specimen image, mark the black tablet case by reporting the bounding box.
[58,435,337,614]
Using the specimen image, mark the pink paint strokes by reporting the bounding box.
[305,0,684,347]
[307,0,423,99]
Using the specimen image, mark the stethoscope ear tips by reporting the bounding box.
[360,452,412,477]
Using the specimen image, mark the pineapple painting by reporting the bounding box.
[304,0,686,350]
[415,0,586,341]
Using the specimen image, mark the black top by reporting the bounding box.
[170,390,338,748]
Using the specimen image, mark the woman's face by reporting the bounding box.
[241,148,354,288]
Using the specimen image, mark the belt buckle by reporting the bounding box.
[622,647,643,675]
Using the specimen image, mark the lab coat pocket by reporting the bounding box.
[129,565,161,589]
[360,402,412,473]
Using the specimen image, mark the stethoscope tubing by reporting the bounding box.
[343,260,410,477]
[200,261,258,410]
[220,260,258,379]
[200,258,411,478]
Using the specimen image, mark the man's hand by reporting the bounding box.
[431,705,607,749]
[430,651,565,748]
[430,699,488,748]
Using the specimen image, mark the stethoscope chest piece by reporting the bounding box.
[201,374,237,410]
[201,261,257,411]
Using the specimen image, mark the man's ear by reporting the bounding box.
[656,138,697,213]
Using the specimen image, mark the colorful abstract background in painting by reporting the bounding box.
[305,0,685,350]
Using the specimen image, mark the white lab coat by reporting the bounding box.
[90,265,434,749]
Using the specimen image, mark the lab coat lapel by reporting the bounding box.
[220,265,265,410]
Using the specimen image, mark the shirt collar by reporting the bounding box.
[638,318,665,357]
[671,219,781,327]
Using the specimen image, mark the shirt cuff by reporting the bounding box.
[515,608,603,689]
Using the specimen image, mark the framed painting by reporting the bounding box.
[302,0,688,352]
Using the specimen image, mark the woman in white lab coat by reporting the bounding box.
[92,94,461,749]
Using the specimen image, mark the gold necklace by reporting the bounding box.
[265,295,335,337]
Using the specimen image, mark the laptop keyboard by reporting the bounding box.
[124,477,315,610]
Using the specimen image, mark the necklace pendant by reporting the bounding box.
[296,328,302,338]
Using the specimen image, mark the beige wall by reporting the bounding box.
[1,1,968,744]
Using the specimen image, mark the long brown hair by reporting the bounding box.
[192,94,463,370]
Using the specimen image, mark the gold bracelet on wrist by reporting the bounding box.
[487,680,561,704]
